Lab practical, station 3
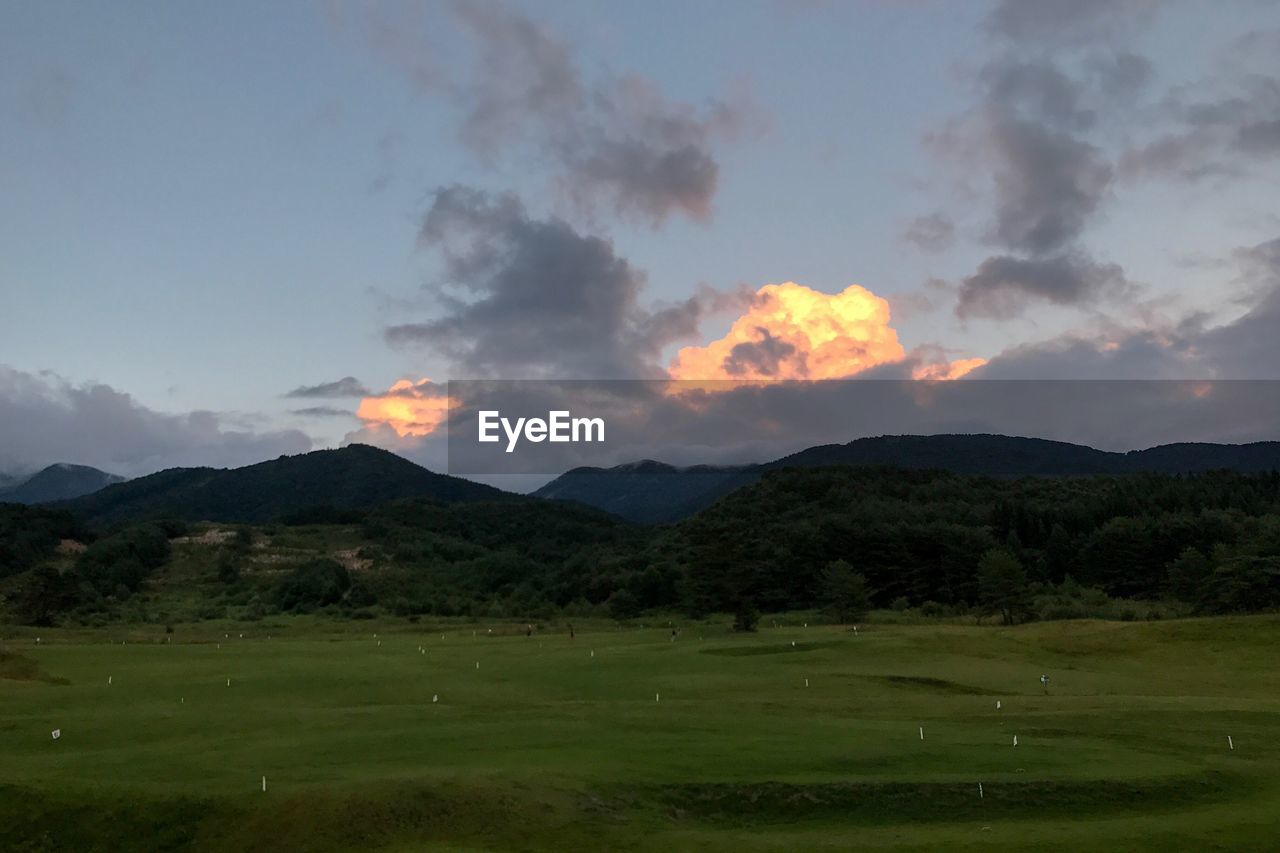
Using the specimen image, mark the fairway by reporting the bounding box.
[3,616,1278,851]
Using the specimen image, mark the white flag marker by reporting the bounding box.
[996,700,1001,710]
[656,692,660,703]
[1228,735,1234,750]
[805,678,809,688]
[432,694,438,703]
[227,678,231,687]
[919,727,925,741]
[108,676,112,686]
[1013,735,1018,746]
[51,729,61,740]
[978,782,984,799]
[475,661,480,669]
[590,650,595,658]
[262,776,267,792]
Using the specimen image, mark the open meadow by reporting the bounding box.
[3,615,1278,851]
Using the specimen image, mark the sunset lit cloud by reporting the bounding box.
[356,379,449,437]
[667,281,983,381]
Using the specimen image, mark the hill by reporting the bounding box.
[533,460,755,524]
[0,463,125,505]
[534,435,1280,522]
[58,444,510,525]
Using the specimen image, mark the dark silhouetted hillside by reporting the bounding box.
[0,464,125,505]
[59,444,510,525]
[534,435,1280,522]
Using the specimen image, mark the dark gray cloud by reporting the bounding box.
[901,212,955,252]
[385,186,742,378]
[0,366,312,477]
[920,14,1168,319]
[291,406,358,418]
[1118,38,1280,181]
[956,253,1131,319]
[722,328,798,377]
[983,113,1112,255]
[975,235,1280,379]
[979,59,1098,132]
[986,0,1166,48]
[336,0,753,226]
[282,376,371,398]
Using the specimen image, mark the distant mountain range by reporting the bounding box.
[533,434,1280,522]
[0,463,125,505]
[57,444,509,525]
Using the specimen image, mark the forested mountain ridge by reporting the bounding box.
[535,435,1280,522]
[55,444,511,525]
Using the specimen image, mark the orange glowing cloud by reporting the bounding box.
[668,281,983,381]
[911,357,987,381]
[356,379,449,438]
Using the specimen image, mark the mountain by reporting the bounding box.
[533,460,755,524]
[58,444,510,525]
[534,434,1280,522]
[0,464,125,505]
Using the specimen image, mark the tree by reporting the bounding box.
[275,559,350,611]
[732,599,760,632]
[819,559,872,623]
[1166,546,1211,605]
[606,588,640,620]
[977,547,1031,625]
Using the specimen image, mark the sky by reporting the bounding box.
[3,0,1280,480]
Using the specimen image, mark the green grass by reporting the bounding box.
[2,615,1279,851]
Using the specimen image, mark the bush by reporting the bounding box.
[275,559,351,611]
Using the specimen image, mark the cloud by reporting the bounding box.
[1117,33,1280,182]
[975,235,1280,379]
[985,0,1166,48]
[355,378,450,437]
[290,406,358,418]
[282,376,372,398]
[901,213,955,252]
[667,281,982,381]
[385,186,743,378]
[919,23,1165,319]
[0,366,311,477]
[335,0,755,226]
[964,110,1113,256]
[956,253,1131,319]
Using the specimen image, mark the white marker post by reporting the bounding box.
[590,650,595,658]
[919,726,925,741]
[432,694,438,703]
[227,678,231,687]
[1013,735,1018,746]
[262,776,267,792]
[475,661,480,670]
[655,692,660,703]
[51,729,60,740]
[978,782,984,799]
[108,676,112,686]
[805,678,809,688]
[1228,735,1234,750]
[996,700,1001,710]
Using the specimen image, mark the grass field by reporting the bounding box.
[3,615,1278,851]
